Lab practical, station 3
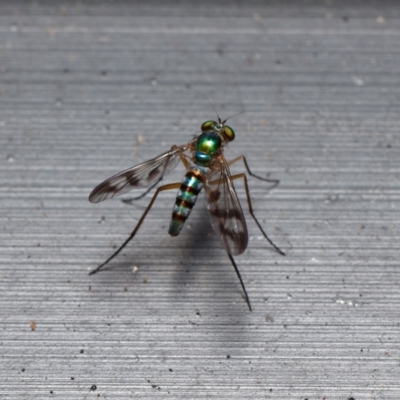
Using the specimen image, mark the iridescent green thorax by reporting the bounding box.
[194,132,222,166]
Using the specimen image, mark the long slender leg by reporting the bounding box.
[230,172,286,256]
[228,155,279,186]
[122,153,191,204]
[89,182,181,275]
[227,253,252,311]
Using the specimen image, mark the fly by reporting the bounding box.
[89,113,285,310]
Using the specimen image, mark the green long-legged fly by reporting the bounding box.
[89,113,285,310]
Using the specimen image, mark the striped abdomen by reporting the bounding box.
[169,167,205,236]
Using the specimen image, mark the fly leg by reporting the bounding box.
[230,173,285,256]
[228,155,280,187]
[90,182,181,275]
[226,253,252,311]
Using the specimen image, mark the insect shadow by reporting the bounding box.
[169,205,239,305]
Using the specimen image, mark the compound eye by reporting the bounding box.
[223,125,235,141]
[201,120,216,131]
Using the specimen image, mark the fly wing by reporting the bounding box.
[205,157,248,256]
[89,144,188,203]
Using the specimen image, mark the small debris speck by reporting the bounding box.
[80,349,84,354]
[90,385,97,391]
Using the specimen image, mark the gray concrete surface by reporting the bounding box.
[1,1,399,398]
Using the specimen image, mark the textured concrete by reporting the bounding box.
[1,1,399,398]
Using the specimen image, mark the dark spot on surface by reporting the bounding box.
[348,398,355,400]
[169,368,173,372]
[50,391,53,394]
[90,385,97,391]
[265,315,274,323]
[21,368,25,372]
[226,355,231,359]
[80,349,84,354]
[71,377,75,380]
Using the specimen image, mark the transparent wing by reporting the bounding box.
[89,144,188,203]
[205,157,248,256]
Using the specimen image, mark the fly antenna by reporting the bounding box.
[222,110,246,124]
[195,90,221,123]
